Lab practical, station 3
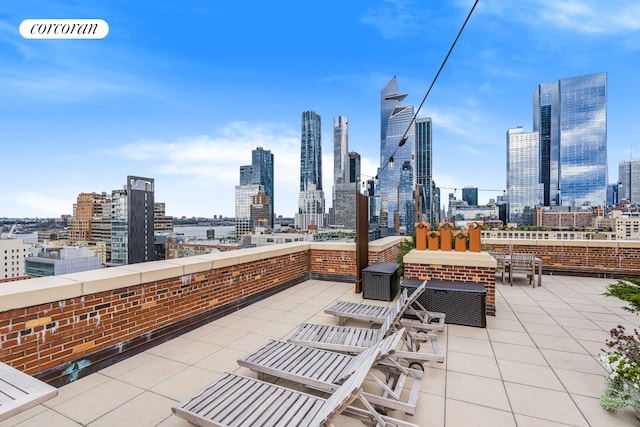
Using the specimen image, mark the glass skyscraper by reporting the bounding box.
[377,77,415,236]
[398,161,415,235]
[533,72,607,208]
[300,111,323,192]
[507,127,543,225]
[296,111,326,229]
[251,147,274,227]
[415,117,434,223]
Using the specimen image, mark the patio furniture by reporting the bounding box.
[362,262,400,301]
[489,251,507,283]
[288,298,444,364]
[238,329,424,415]
[172,343,419,427]
[508,253,537,287]
[0,362,58,422]
[324,280,445,332]
[406,280,487,328]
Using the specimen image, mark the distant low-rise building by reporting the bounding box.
[0,238,30,280]
[25,246,102,277]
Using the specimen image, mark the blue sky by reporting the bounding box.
[2,0,640,218]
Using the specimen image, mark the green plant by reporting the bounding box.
[396,233,416,278]
[600,325,640,412]
[604,278,640,314]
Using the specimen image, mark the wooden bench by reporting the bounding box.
[0,363,58,422]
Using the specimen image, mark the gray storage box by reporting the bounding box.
[402,279,486,328]
[362,262,399,301]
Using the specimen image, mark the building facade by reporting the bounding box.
[25,246,101,277]
[296,111,327,229]
[533,72,607,208]
[415,117,434,223]
[377,76,415,236]
[109,176,155,266]
[235,183,264,239]
[462,187,478,207]
[507,127,544,225]
[251,147,274,227]
[0,238,30,280]
[618,160,640,205]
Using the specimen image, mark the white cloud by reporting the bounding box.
[472,0,640,35]
[111,121,301,217]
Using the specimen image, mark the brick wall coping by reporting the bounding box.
[404,249,497,268]
[0,238,406,312]
[483,238,640,249]
[367,236,409,252]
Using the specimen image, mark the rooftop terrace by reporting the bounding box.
[2,273,639,426]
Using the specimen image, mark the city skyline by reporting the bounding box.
[2,1,640,218]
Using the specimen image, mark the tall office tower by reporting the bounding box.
[377,76,415,236]
[239,165,253,185]
[507,127,543,225]
[533,72,607,208]
[110,176,155,265]
[235,183,264,239]
[251,147,274,227]
[331,116,357,229]
[239,148,274,229]
[348,152,361,184]
[618,160,640,204]
[398,161,415,235]
[296,111,327,229]
[333,116,349,185]
[415,117,433,222]
[462,187,478,206]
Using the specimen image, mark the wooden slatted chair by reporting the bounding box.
[172,341,419,427]
[0,362,58,422]
[324,281,445,332]
[508,253,536,287]
[489,251,507,284]
[288,297,444,364]
[238,329,423,415]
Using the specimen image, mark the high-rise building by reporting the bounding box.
[507,127,544,225]
[618,160,640,205]
[462,187,478,206]
[398,161,415,235]
[110,176,155,265]
[331,116,358,230]
[235,183,264,239]
[415,117,434,223]
[251,147,274,227]
[333,116,348,185]
[533,72,607,208]
[296,111,327,229]
[300,111,323,192]
[238,147,274,232]
[348,152,361,184]
[377,76,415,236]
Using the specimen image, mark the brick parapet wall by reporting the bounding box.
[0,251,310,377]
[0,238,406,381]
[484,239,640,273]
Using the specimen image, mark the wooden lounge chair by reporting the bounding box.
[172,342,419,427]
[0,362,58,422]
[238,329,423,415]
[288,299,444,364]
[324,281,445,332]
